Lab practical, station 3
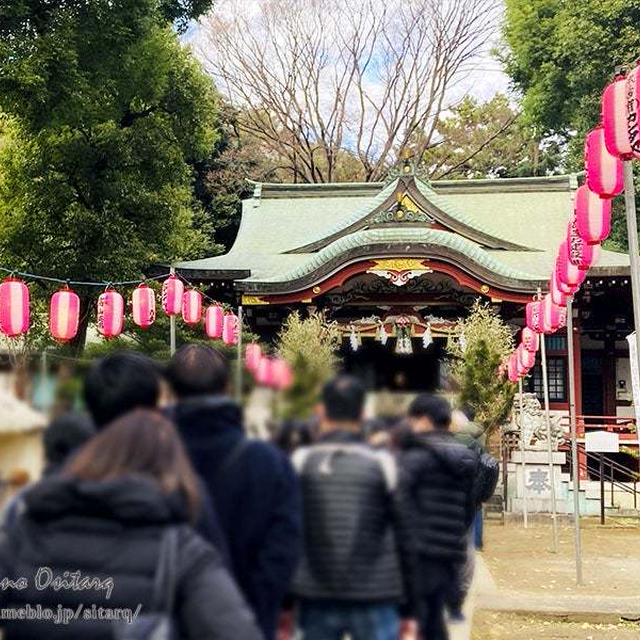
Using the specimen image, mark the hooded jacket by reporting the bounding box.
[0,474,262,640]
[172,396,301,640]
[398,430,479,562]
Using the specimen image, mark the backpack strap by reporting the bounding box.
[152,527,179,614]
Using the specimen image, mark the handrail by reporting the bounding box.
[561,438,639,480]
[565,446,639,500]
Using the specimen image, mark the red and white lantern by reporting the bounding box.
[182,289,202,325]
[49,287,79,342]
[161,274,184,316]
[626,64,640,158]
[567,216,599,271]
[602,76,633,159]
[556,240,587,290]
[97,289,124,338]
[574,185,611,245]
[205,304,224,339]
[132,283,156,329]
[521,326,539,353]
[222,312,239,345]
[584,126,623,198]
[245,343,262,371]
[0,278,30,337]
[526,301,543,333]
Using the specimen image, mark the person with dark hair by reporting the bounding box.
[291,375,407,640]
[83,351,162,428]
[2,413,96,530]
[167,344,301,640]
[42,413,95,474]
[82,349,229,561]
[0,410,262,639]
[397,393,480,640]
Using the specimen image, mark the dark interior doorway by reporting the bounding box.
[340,338,444,391]
[582,354,604,418]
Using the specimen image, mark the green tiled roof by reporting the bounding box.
[252,228,541,284]
[176,174,631,291]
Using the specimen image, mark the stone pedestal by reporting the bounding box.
[507,450,568,514]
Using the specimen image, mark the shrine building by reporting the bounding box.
[176,165,635,434]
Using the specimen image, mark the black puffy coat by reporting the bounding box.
[398,431,479,563]
[172,396,301,640]
[291,430,405,603]
[0,475,263,640]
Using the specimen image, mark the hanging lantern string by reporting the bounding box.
[0,266,171,288]
[172,271,232,310]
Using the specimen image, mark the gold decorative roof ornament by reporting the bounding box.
[366,258,432,287]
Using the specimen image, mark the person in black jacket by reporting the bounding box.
[291,375,406,640]
[0,409,262,640]
[167,344,302,640]
[82,350,229,561]
[398,394,479,640]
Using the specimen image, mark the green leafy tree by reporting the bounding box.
[501,0,640,248]
[276,311,342,419]
[448,301,516,437]
[423,95,563,179]
[0,0,219,350]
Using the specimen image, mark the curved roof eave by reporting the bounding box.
[237,228,545,295]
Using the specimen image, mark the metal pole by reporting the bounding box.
[169,266,176,357]
[519,378,528,529]
[540,332,559,552]
[566,297,583,584]
[236,305,243,403]
[600,454,605,525]
[623,161,640,396]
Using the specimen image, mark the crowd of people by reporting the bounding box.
[0,345,498,640]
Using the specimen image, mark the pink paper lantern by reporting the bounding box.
[556,240,587,290]
[541,293,561,334]
[584,126,623,198]
[182,289,202,325]
[273,358,294,390]
[549,273,568,307]
[507,354,519,382]
[521,326,539,353]
[161,274,184,316]
[205,305,224,339]
[517,343,536,370]
[97,289,124,338]
[0,278,30,338]
[256,357,275,387]
[626,65,640,159]
[525,301,543,333]
[49,287,79,342]
[222,312,239,345]
[574,184,611,245]
[245,343,262,371]
[602,76,633,159]
[557,305,568,331]
[567,216,599,271]
[553,269,577,295]
[132,283,156,329]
